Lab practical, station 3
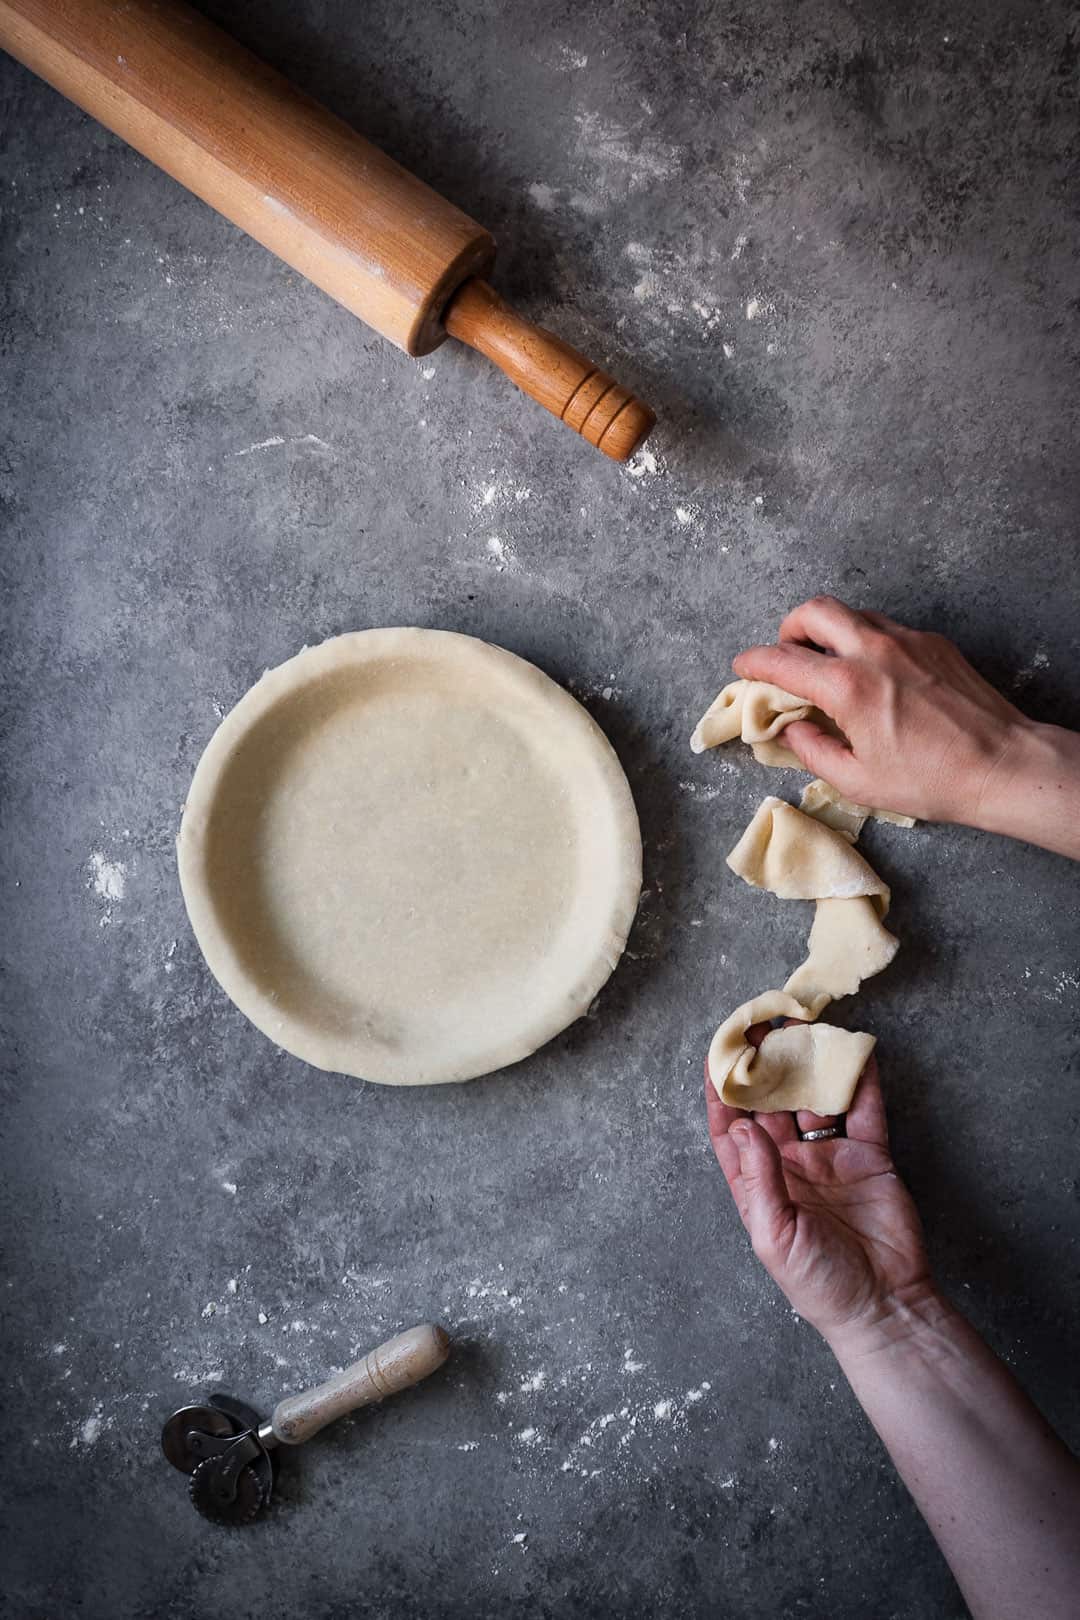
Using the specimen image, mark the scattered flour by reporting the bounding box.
[72,1406,107,1448]
[520,1370,547,1394]
[653,1399,674,1421]
[528,182,558,212]
[517,1427,539,1445]
[625,446,664,481]
[574,111,682,190]
[232,435,285,456]
[88,852,126,927]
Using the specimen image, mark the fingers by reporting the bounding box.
[795,1108,840,1136]
[843,1053,890,1148]
[859,609,908,636]
[778,596,870,655]
[778,719,859,789]
[705,1064,748,1186]
[732,642,842,711]
[727,1119,796,1260]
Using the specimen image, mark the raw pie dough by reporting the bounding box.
[178,629,642,1085]
[693,676,911,1114]
[691,678,915,827]
[709,992,877,1115]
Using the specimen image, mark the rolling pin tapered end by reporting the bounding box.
[444,279,655,462]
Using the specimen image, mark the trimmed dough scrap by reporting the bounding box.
[784,896,899,1018]
[726,794,889,908]
[800,777,916,838]
[708,991,876,1114]
[691,677,916,826]
[727,795,897,1017]
[690,679,824,768]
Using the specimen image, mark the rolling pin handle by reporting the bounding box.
[270,1323,451,1446]
[443,278,655,463]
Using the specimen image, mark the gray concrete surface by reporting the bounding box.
[2,2,1079,1616]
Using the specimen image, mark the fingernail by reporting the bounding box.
[730,1122,752,1146]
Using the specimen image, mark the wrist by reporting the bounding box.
[823,1280,958,1368]
[971,719,1067,836]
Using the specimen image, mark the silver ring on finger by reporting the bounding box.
[801,1125,841,1142]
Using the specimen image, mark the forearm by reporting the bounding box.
[973,722,1080,859]
[828,1287,1080,1620]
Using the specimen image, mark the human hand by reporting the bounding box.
[733,596,1032,825]
[707,1030,936,1348]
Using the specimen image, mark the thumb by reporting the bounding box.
[782,720,859,794]
[730,1120,795,1263]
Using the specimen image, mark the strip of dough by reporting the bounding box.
[800,778,916,837]
[784,896,899,1017]
[690,679,823,767]
[726,796,899,1023]
[691,677,916,825]
[708,991,876,1114]
[727,796,889,911]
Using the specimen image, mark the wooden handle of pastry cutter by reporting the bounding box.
[0,0,655,462]
[270,1323,451,1446]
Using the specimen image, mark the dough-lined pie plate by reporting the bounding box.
[178,629,642,1084]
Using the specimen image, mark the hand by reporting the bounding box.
[707,1030,935,1346]
[732,595,1032,825]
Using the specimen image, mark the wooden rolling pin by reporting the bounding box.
[0,0,655,461]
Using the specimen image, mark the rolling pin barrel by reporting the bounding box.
[0,0,493,355]
[0,0,654,458]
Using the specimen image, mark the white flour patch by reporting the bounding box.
[625,446,664,481]
[674,505,697,527]
[653,1398,674,1421]
[623,1348,645,1373]
[221,1180,237,1196]
[457,1440,479,1452]
[768,1436,781,1453]
[1015,648,1050,687]
[233,435,285,456]
[528,182,558,212]
[420,365,436,381]
[520,1369,547,1394]
[624,241,725,337]
[72,1406,107,1448]
[745,295,775,322]
[574,111,682,189]
[486,535,513,569]
[88,851,127,926]
[89,852,126,902]
[517,1426,539,1445]
[559,46,589,70]
[731,233,749,260]
[233,433,333,457]
[471,476,531,520]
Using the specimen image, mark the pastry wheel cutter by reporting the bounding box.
[162,1322,450,1524]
